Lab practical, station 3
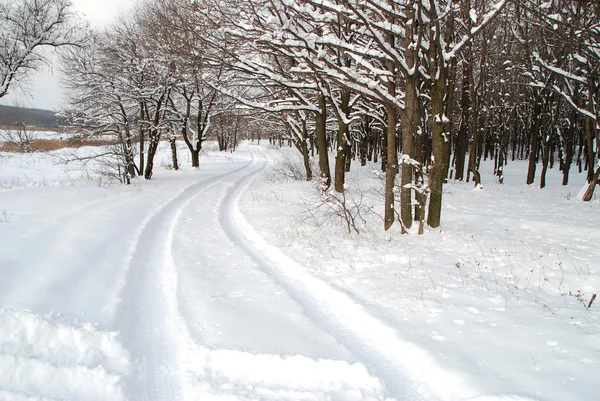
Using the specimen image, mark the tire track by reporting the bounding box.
[218,150,465,401]
[116,160,252,401]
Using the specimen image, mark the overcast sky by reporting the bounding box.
[0,0,134,111]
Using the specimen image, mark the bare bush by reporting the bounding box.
[304,180,370,234]
[266,155,317,182]
[1,125,33,153]
[54,143,134,185]
[0,208,10,223]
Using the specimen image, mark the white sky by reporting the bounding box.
[0,0,135,111]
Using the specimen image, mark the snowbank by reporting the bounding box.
[0,309,129,400]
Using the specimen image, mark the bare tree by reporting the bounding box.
[139,0,230,168]
[1,0,83,99]
[62,24,143,184]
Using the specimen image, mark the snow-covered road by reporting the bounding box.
[3,141,597,401]
[113,147,387,400]
[113,146,400,400]
[2,145,458,400]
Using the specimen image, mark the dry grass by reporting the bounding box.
[0,138,119,152]
[0,133,219,153]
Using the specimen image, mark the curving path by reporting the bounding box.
[0,144,457,400]
[115,144,457,401]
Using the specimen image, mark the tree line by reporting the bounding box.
[2,0,599,231]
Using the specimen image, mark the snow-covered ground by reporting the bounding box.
[0,141,598,401]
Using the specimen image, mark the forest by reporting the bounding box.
[2,0,599,231]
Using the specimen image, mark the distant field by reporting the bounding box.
[0,129,117,152]
[0,129,216,152]
[0,138,118,152]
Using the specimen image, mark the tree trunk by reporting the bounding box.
[540,133,552,189]
[582,166,600,201]
[382,11,398,230]
[384,103,398,230]
[181,99,200,168]
[123,128,136,180]
[541,98,561,188]
[562,110,575,185]
[497,145,505,184]
[399,4,417,231]
[426,1,454,229]
[413,99,426,234]
[455,58,470,181]
[170,136,179,171]
[301,119,312,181]
[232,117,239,152]
[315,94,331,189]
[444,57,457,181]
[380,129,387,172]
[467,78,481,187]
[427,68,447,228]
[360,120,368,166]
[145,131,159,179]
[334,90,350,192]
[139,103,145,177]
[577,128,584,173]
[585,117,596,183]
[527,101,542,185]
[345,138,352,172]
[190,149,199,168]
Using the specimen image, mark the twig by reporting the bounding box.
[588,293,597,309]
[529,352,537,365]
